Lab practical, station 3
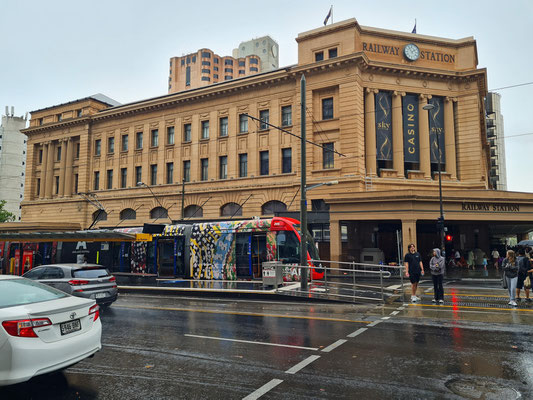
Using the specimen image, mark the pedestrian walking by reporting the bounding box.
[516,248,532,303]
[404,243,424,302]
[429,248,445,304]
[491,248,500,270]
[467,250,475,270]
[502,250,519,307]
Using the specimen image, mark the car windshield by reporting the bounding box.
[73,268,110,279]
[0,278,68,309]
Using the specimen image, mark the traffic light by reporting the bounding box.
[445,234,453,242]
[436,217,444,232]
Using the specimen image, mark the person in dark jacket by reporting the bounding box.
[503,250,519,307]
[429,248,445,304]
[516,248,533,303]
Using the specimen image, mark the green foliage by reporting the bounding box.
[0,200,16,223]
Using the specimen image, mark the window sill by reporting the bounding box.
[182,140,192,144]
[258,129,269,133]
[165,143,175,147]
[149,146,159,149]
[238,131,248,135]
[311,167,341,173]
[199,138,210,142]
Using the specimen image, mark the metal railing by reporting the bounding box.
[275,260,405,303]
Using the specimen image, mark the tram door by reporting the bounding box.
[235,233,267,279]
[158,238,186,277]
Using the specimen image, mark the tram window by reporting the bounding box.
[277,231,300,263]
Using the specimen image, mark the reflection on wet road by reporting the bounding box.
[2,291,532,399]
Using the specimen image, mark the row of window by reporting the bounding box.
[38,109,83,126]
[95,200,287,222]
[91,143,335,190]
[38,142,81,164]
[315,47,338,62]
[35,174,79,197]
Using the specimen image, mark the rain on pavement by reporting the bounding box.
[1,281,532,399]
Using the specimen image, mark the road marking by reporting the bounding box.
[184,334,319,351]
[347,327,367,338]
[387,284,402,290]
[243,379,283,400]
[367,320,382,327]
[285,355,321,374]
[115,305,370,324]
[321,339,347,353]
[398,306,405,310]
[408,303,533,312]
[390,311,400,316]
[381,316,391,320]
[277,283,300,292]
[426,292,509,298]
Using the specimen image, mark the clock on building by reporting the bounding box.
[403,43,420,61]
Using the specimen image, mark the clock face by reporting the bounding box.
[404,43,420,61]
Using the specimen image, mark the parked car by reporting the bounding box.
[23,264,118,308]
[0,275,102,386]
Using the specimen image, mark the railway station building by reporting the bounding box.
[18,18,533,276]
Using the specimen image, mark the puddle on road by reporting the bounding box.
[445,377,521,399]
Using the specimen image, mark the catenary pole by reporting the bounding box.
[300,74,308,292]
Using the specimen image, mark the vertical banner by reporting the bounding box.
[15,249,20,275]
[402,94,419,163]
[428,97,445,164]
[375,92,393,161]
[22,251,33,273]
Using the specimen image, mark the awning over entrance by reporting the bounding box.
[0,230,152,243]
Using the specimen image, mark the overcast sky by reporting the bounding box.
[1,0,531,191]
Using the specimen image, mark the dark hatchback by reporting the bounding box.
[23,264,118,308]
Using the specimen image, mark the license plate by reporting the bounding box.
[95,292,107,299]
[60,319,81,336]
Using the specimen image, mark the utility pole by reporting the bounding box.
[300,74,308,292]
[181,179,185,221]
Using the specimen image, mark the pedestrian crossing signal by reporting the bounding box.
[445,234,453,242]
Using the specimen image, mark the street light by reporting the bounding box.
[300,180,338,292]
[137,181,170,222]
[422,103,445,255]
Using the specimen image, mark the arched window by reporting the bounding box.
[120,208,136,220]
[220,202,242,217]
[261,200,287,215]
[150,207,168,219]
[92,210,107,221]
[184,205,203,218]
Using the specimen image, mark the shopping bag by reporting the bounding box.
[502,273,508,289]
[524,276,531,289]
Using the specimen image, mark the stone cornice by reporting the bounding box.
[21,117,91,135]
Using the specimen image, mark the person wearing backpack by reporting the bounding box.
[503,250,519,307]
[516,248,532,303]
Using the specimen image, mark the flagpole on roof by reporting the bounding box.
[331,5,333,24]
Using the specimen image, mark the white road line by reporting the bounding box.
[424,287,433,293]
[243,379,284,400]
[367,320,382,327]
[398,306,405,310]
[387,284,402,290]
[285,355,321,374]
[321,339,347,353]
[381,316,391,320]
[277,283,300,292]
[184,334,319,351]
[390,311,400,316]
[347,327,367,338]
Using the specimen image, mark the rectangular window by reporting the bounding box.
[282,148,292,174]
[328,48,338,58]
[39,149,43,164]
[77,109,82,118]
[55,176,59,194]
[186,66,191,86]
[322,98,334,120]
[167,126,175,145]
[219,117,228,137]
[76,143,80,158]
[201,120,209,139]
[136,132,143,149]
[106,169,113,189]
[183,123,191,142]
[315,51,324,61]
[239,154,247,177]
[260,151,269,176]
[94,171,100,190]
[108,137,114,154]
[74,174,78,194]
[281,106,292,127]
[95,139,101,156]
[166,162,174,184]
[259,110,269,130]
[121,168,127,188]
[219,156,227,179]
[323,142,334,169]
[151,129,159,147]
[201,158,208,181]
[239,114,248,133]
[57,146,62,161]
[135,166,142,185]
[150,164,157,185]
[121,135,128,152]
[36,178,40,196]
[183,160,190,182]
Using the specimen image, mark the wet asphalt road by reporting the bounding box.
[2,290,533,399]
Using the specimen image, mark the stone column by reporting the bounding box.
[419,95,431,179]
[45,141,54,198]
[329,219,342,262]
[444,97,457,179]
[64,138,74,196]
[58,139,67,197]
[365,88,378,176]
[392,91,404,177]
[401,219,417,256]
[39,142,48,199]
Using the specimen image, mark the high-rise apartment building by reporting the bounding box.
[232,36,279,72]
[0,108,28,220]
[485,92,507,190]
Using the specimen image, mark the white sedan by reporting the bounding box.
[0,275,102,386]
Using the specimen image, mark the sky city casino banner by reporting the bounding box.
[428,97,446,164]
[402,94,419,162]
[375,92,392,161]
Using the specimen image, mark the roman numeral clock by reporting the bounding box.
[404,43,420,61]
